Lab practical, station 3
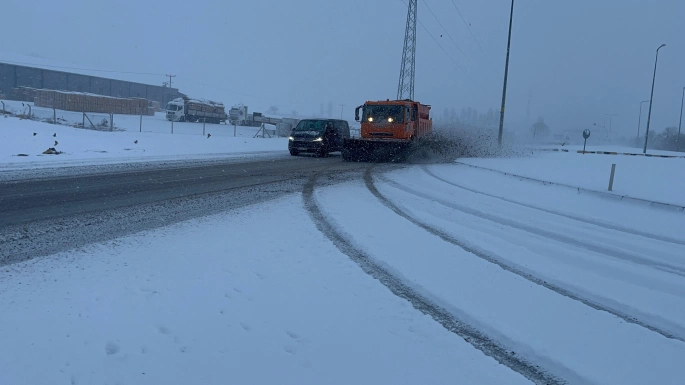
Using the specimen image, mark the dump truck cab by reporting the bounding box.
[355,100,431,141]
[343,99,432,161]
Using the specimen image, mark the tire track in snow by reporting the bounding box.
[302,166,565,385]
[376,173,685,279]
[420,166,685,247]
[364,167,685,343]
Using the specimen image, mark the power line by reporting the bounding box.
[420,0,473,65]
[0,59,167,77]
[399,0,469,78]
[449,0,489,59]
[418,18,470,78]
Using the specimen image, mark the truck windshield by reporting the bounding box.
[293,120,328,131]
[363,105,404,123]
[166,104,181,111]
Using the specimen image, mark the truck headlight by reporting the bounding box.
[388,117,394,123]
[288,136,294,141]
[313,137,323,142]
[368,117,373,122]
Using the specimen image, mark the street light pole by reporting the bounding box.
[643,44,666,154]
[497,0,515,147]
[606,113,617,132]
[677,87,684,152]
[637,100,648,139]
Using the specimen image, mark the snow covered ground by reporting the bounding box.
[312,159,685,384]
[460,151,685,206]
[1,139,684,383]
[541,143,685,157]
[0,195,529,385]
[1,102,288,171]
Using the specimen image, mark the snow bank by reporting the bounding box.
[0,107,288,171]
[458,151,685,206]
[541,144,685,157]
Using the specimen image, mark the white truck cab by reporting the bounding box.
[165,100,186,122]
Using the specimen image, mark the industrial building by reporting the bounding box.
[0,62,183,107]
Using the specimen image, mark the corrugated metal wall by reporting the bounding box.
[0,62,183,106]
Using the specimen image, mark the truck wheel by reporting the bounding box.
[179,116,185,122]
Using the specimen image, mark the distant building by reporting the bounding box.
[0,62,184,106]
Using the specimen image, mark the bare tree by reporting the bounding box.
[654,126,682,151]
[532,116,549,138]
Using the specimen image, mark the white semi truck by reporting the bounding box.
[228,104,263,127]
[165,97,227,123]
[227,104,301,136]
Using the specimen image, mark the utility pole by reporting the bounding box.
[526,87,532,129]
[678,87,684,152]
[498,0,515,147]
[166,74,176,89]
[339,104,345,119]
[644,44,666,154]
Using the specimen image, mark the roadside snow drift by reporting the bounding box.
[0,108,287,170]
[459,151,685,207]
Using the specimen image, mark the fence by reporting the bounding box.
[1,100,297,138]
[2,103,119,131]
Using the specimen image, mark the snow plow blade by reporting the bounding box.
[342,138,412,162]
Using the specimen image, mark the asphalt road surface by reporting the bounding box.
[0,154,373,265]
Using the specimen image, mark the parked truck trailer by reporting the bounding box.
[165,97,227,123]
[228,104,262,127]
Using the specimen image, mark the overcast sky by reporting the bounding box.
[2,0,684,136]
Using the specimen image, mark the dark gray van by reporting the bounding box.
[288,119,351,157]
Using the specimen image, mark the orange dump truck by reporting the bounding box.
[342,99,432,161]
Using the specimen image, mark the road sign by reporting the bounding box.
[582,129,591,153]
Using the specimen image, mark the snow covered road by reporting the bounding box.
[310,163,685,384]
[2,151,684,384]
[0,155,367,264]
[0,195,530,385]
